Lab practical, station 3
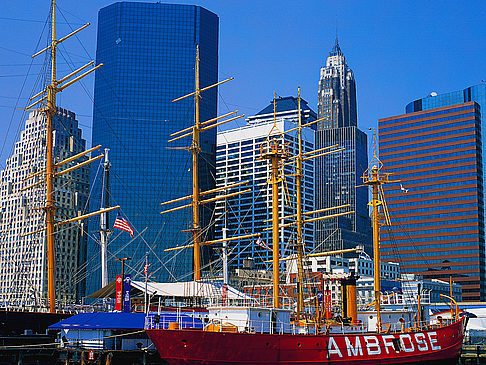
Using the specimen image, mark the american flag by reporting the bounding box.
[114,213,134,237]
[255,237,281,258]
[255,237,271,251]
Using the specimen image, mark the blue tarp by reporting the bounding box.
[49,312,203,330]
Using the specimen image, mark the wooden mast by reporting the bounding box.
[295,87,305,320]
[362,128,393,332]
[167,46,249,280]
[259,93,288,309]
[192,45,202,281]
[27,0,105,312]
[45,0,57,314]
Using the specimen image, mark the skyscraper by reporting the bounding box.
[315,40,371,254]
[379,102,485,301]
[317,38,357,129]
[214,97,316,271]
[0,109,89,308]
[87,3,219,294]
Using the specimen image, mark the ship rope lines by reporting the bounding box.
[266,87,355,317]
[161,44,257,284]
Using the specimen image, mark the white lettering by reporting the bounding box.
[382,335,396,354]
[399,334,415,353]
[364,336,381,355]
[328,337,343,357]
[345,336,363,356]
[414,333,428,351]
[427,332,441,351]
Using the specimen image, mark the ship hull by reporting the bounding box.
[146,317,465,365]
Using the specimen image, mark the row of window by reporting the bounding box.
[381,234,479,245]
[390,210,478,223]
[380,135,476,154]
[385,172,477,189]
[386,218,478,230]
[381,142,476,161]
[379,105,475,128]
[380,126,477,147]
[380,113,475,139]
[382,249,479,259]
[388,157,477,173]
[388,193,477,208]
[384,149,475,168]
[386,186,477,202]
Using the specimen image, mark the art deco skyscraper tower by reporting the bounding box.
[317,39,357,128]
[315,39,371,254]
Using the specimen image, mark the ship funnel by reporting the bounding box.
[341,272,358,324]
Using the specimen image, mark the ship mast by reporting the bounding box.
[45,0,57,315]
[362,128,393,333]
[163,45,256,281]
[100,149,111,288]
[191,46,202,280]
[260,94,288,309]
[294,88,305,319]
[24,0,110,312]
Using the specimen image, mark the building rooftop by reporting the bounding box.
[255,96,315,116]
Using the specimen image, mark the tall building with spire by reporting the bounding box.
[317,38,357,129]
[314,40,371,255]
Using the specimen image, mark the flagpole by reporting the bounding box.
[115,257,131,311]
[100,149,111,289]
[145,253,149,314]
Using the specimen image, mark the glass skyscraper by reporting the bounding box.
[379,102,485,301]
[86,2,218,295]
[315,40,371,254]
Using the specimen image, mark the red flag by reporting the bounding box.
[115,275,123,311]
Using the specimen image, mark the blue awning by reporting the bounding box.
[49,312,202,330]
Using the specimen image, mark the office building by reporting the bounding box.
[315,39,371,254]
[214,97,316,272]
[379,101,485,301]
[0,109,89,308]
[87,3,219,294]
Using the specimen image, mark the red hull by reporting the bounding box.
[146,317,465,365]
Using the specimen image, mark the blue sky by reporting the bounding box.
[0,0,485,164]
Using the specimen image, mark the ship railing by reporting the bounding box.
[358,291,431,307]
[144,311,203,330]
[206,294,295,309]
[145,314,459,334]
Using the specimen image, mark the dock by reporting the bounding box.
[459,345,486,364]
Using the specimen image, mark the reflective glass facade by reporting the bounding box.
[86,3,218,295]
[379,102,485,301]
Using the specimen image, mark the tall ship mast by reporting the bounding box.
[14,0,119,313]
[161,45,256,281]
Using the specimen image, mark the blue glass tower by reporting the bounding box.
[86,2,218,295]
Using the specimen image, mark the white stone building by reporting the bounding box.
[0,108,89,309]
